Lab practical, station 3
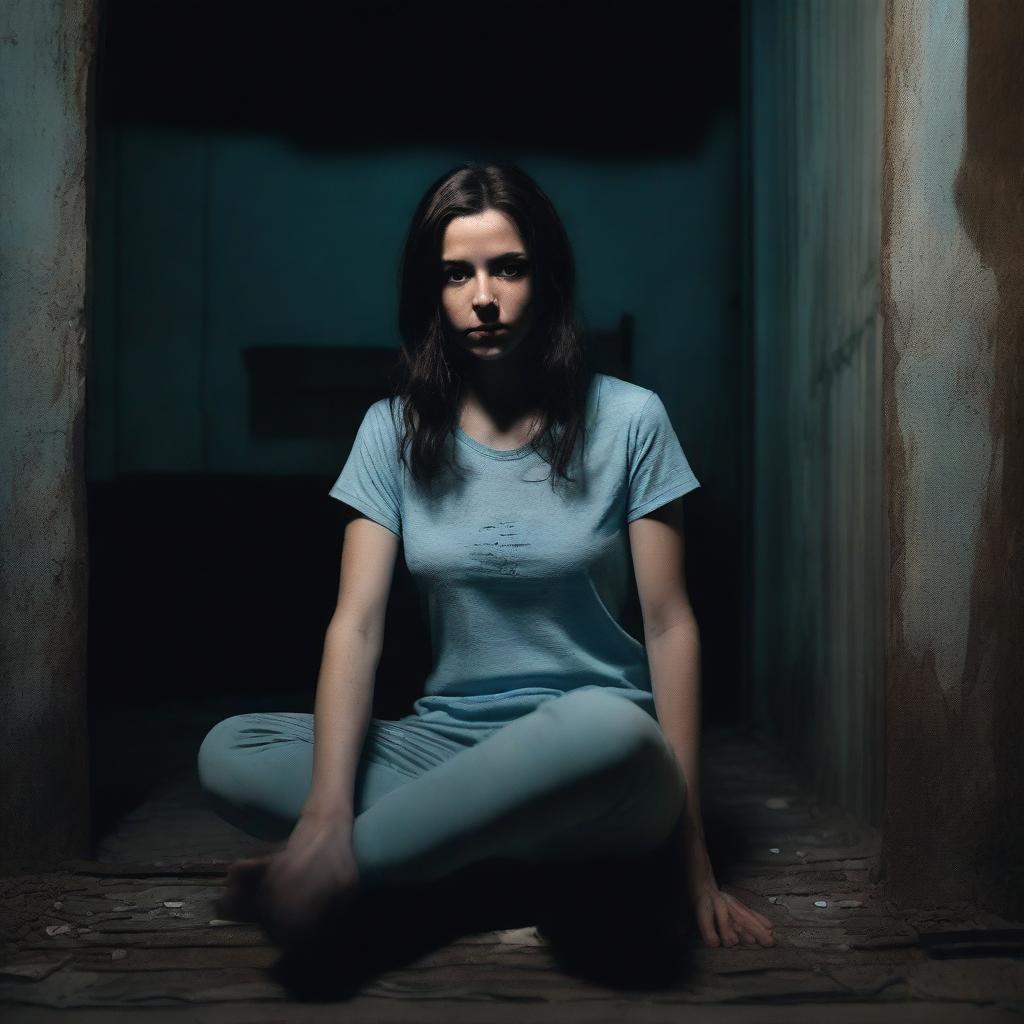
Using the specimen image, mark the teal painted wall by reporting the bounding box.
[86,126,740,507]
[745,0,886,825]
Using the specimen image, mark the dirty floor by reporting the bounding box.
[1,694,1022,1022]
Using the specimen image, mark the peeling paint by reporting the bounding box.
[883,0,1023,915]
[889,0,998,697]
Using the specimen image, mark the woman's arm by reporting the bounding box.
[628,499,775,948]
[629,505,709,861]
[217,515,399,942]
[645,612,707,856]
[301,619,381,823]
[302,513,401,823]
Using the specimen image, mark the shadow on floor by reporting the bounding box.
[263,843,701,999]
[55,695,1019,1015]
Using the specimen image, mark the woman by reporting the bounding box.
[198,162,775,953]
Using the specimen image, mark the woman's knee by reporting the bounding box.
[196,714,258,803]
[197,714,301,841]
[541,688,680,790]
[523,689,687,858]
[563,691,688,846]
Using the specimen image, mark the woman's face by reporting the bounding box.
[439,208,536,362]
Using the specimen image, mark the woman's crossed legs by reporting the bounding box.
[198,687,687,889]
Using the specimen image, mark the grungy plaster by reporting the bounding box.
[889,0,997,699]
[0,0,96,871]
[882,0,1023,913]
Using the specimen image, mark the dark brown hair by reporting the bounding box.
[385,161,594,490]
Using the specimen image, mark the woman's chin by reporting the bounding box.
[463,340,515,359]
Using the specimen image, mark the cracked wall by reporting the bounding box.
[0,0,96,872]
[882,0,1023,912]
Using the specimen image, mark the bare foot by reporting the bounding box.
[257,858,362,949]
[215,855,275,922]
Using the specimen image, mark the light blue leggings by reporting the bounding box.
[197,687,687,888]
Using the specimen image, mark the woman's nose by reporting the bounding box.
[473,275,496,307]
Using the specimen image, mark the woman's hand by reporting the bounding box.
[667,812,776,948]
[685,840,776,948]
[216,812,361,947]
[260,812,362,946]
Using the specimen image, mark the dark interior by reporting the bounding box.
[86,0,743,846]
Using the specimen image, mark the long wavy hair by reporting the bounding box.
[385,162,594,491]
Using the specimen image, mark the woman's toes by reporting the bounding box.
[215,884,259,922]
[215,863,271,922]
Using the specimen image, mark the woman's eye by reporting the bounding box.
[443,262,527,284]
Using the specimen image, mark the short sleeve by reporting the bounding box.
[328,400,403,538]
[626,391,700,522]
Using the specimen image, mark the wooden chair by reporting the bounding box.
[241,313,634,443]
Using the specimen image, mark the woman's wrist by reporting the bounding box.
[677,804,708,849]
[678,810,715,879]
[299,801,355,829]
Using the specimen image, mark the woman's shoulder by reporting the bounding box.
[367,395,409,434]
[592,373,656,422]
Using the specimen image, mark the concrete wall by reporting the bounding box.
[0,0,95,872]
[882,0,1023,913]
[745,0,887,825]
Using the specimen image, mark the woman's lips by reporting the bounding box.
[468,327,508,337]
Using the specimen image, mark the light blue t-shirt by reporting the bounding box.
[328,373,700,729]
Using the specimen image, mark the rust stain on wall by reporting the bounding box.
[956,0,1024,917]
[882,0,1023,914]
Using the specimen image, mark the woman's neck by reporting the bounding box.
[454,341,542,426]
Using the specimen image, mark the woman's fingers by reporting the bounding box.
[736,904,775,943]
[711,893,739,946]
[723,893,776,946]
[740,902,775,932]
[738,920,765,945]
[696,898,720,947]
[689,884,777,949]
[694,893,777,948]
